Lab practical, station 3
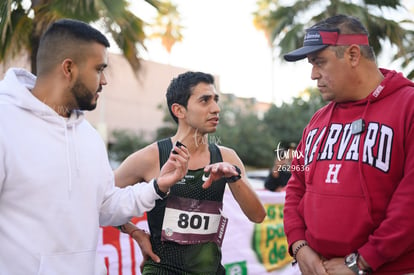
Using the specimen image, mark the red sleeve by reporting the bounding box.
[283,140,307,255]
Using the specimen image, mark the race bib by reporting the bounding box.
[161,196,228,247]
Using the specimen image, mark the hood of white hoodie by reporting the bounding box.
[0,67,84,125]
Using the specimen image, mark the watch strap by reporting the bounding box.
[345,253,371,275]
[225,165,242,183]
[153,179,169,199]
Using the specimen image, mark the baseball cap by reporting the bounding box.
[284,28,369,62]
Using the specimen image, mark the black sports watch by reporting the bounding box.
[153,179,169,199]
[345,253,370,275]
[225,165,242,183]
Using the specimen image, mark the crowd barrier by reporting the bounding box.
[97,188,300,275]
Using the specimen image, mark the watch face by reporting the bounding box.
[345,253,357,264]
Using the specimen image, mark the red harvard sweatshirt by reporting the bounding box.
[284,69,414,274]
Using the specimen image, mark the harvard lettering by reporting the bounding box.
[304,121,393,172]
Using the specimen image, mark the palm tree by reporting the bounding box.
[253,0,414,79]
[0,0,182,74]
[253,0,280,102]
[253,0,277,48]
[150,0,183,56]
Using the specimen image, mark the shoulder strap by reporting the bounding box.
[157,138,173,168]
[158,139,223,166]
[209,143,223,163]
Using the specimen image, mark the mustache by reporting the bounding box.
[96,85,102,93]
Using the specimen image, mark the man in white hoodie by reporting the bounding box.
[0,19,189,274]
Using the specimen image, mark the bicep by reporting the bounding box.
[114,144,159,188]
[114,157,142,187]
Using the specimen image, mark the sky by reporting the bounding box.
[126,0,315,105]
[125,0,414,105]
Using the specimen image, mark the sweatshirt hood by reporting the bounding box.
[367,68,414,102]
[0,68,84,124]
[0,68,85,193]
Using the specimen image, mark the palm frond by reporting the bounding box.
[364,0,402,9]
[0,1,32,63]
[1,0,183,74]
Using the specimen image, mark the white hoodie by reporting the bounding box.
[0,68,160,275]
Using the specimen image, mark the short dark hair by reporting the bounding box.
[36,19,110,76]
[166,71,215,124]
[311,14,375,60]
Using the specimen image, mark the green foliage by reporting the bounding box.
[155,104,177,140]
[215,104,275,168]
[108,129,150,163]
[263,88,327,146]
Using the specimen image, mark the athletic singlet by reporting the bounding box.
[143,138,227,275]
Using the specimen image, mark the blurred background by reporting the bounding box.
[1,0,413,172]
[2,2,414,273]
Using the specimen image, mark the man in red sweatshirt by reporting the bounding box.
[283,14,414,275]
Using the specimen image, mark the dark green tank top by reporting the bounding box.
[143,138,226,275]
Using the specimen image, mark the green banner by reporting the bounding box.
[252,203,292,272]
[224,260,248,275]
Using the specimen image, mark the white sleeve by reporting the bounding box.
[0,138,5,193]
[99,178,161,226]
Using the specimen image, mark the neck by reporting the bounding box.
[32,79,72,117]
[360,68,384,99]
[172,128,210,154]
[350,63,384,101]
[172,129,212,170]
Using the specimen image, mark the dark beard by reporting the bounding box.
[71,79,98,111]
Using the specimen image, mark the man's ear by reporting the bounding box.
[171,103,186,119]
[347,44,361,66]
[62,59,74,79]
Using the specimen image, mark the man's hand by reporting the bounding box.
[202,162,240,189]
[157,142,189,192]
[323,257,369,275]
[323,258,355,275]
[294,243,328,275]
[130,229,160,273]
[121,222,160,272]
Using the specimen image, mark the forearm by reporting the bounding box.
[119,221,146,239]
[229,178,266,223]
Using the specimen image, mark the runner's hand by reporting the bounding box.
[157,143,189,192]
[202,162,240,189]
[130,229,161,272]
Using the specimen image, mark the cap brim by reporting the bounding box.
[284,45,328,62]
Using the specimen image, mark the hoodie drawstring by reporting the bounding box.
[63,124,72,193]
[357,99,373,214]
[71,124,81,178]
[63,117,81,194]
